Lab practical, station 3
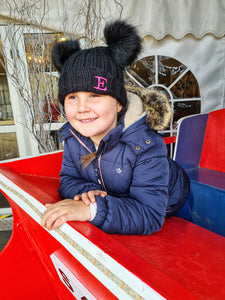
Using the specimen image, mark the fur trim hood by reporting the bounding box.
[124,85,171,131]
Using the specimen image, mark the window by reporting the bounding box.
[125,55,201,140]
[0,75,12,122]
[24,32,65,124]
[24,32,67,150]
[0,35,19,161]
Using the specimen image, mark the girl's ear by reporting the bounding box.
[52,40,81,72]
[104,20,142,69]
[117,102,123,113]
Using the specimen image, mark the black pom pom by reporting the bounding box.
[104,20,142,68]
[52,40,80,72]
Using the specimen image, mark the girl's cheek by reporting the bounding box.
[65,111,73,119]
[65,104,76,119]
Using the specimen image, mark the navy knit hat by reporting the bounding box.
[52,20,142,108]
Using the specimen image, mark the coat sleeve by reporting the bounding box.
[90,139,170,235]
[58,142,100,199]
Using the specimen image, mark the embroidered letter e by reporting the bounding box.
[93,76,107,91]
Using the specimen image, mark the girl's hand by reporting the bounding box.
[41,199,91,231]
[74,190,107,206]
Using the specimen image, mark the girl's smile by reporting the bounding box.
[64,92,122,146]
[79,117,98,123]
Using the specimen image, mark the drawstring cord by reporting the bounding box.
[69,129,92,153]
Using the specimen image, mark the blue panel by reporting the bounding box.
[191,181,225,237]
[175,114,208,170]
[187,167,225,190]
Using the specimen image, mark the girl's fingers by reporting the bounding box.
[81,192,92,205]
[42,202,65,229]
[87,191,97,203]
[41,200,91,230]
[99,191,107,197]
[80,190,108,205]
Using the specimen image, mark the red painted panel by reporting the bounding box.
[0,151,63,177]
[1,152,225,299]
[200,109,225,172]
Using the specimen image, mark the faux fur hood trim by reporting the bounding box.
[124,85,171,131]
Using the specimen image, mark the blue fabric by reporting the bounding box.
[175,193,194,222]
[58,116,190,235]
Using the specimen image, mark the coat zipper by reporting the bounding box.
[98,154,107,192]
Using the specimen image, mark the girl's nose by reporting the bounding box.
[77,96,90,112]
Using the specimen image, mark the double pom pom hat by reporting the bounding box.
[52,20,142,109]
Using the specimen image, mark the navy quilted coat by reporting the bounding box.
[58,91,190,235]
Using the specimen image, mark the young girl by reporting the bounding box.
[41,20,191,235]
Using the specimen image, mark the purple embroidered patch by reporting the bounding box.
[93,76,107,91]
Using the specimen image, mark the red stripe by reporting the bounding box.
[164,136,176,145]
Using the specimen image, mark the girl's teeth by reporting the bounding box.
[82,118,95,122]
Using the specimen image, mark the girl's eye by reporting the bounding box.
[67,95,78,100]
[90,93,100,98]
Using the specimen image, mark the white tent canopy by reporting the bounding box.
[0,0,224,39]
[127,0,225,39]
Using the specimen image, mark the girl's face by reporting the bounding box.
[64,92,122,146]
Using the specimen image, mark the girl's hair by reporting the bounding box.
[81,152,97,169]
